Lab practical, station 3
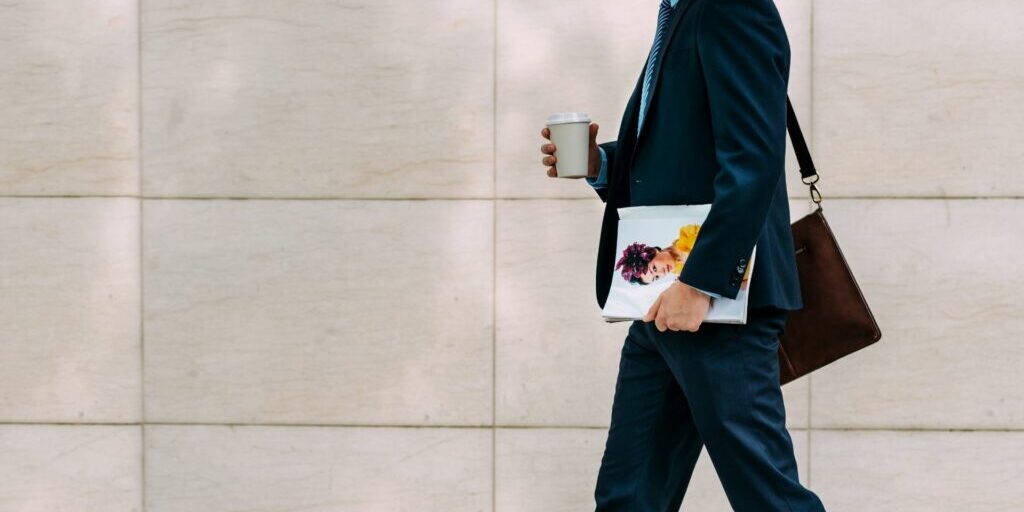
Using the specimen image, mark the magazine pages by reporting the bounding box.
[601,204,756,324]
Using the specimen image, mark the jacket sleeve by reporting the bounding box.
[676,0,791,299]
[585,147,610,188]
[590,141,617,203]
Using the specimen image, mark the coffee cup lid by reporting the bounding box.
[546,112,591,125]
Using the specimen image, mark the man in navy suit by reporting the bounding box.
[540,0,826,510]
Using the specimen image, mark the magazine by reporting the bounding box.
[601,204,756,324]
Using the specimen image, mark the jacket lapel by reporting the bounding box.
[634,0,698,147]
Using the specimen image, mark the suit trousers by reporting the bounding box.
[593,305,826,511]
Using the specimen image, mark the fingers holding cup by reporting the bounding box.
[541,139,558,177]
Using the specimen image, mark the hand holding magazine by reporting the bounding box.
[601,204,756,325]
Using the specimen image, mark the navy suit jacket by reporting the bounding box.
[592,0,803,312]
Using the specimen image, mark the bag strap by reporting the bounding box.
[786,96,822,206]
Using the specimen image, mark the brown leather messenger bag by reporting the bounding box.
[778,98,882,384]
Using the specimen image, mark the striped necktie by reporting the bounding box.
[638,0,674,136]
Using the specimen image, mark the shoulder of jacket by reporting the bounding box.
[693,0,786,34]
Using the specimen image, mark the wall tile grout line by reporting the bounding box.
[491,0,499,509]
[137,0,146,510]
[806,0,815,488]
[2,194,1022,201]
[5,421,1023,433]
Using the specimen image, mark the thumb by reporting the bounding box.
[590,122,599,141]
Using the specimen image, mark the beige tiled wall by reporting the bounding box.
[142,1,495,199]
[813,0,1024,197]
[1,0,1020,510]
[145,425,492,512]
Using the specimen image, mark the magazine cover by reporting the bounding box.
[601,204,756,324]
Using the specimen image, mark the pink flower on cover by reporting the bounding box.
[615,242,657,284]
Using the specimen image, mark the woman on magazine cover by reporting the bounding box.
[616,225,752,290]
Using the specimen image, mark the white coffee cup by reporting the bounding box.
[546,112,591,178]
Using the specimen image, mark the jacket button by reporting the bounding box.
[634,178,641,183]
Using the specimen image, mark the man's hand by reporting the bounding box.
[643,281,712,332]
[541,122,603,178]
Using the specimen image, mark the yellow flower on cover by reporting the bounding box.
[674,224,700,252]
[672,224,701,274]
